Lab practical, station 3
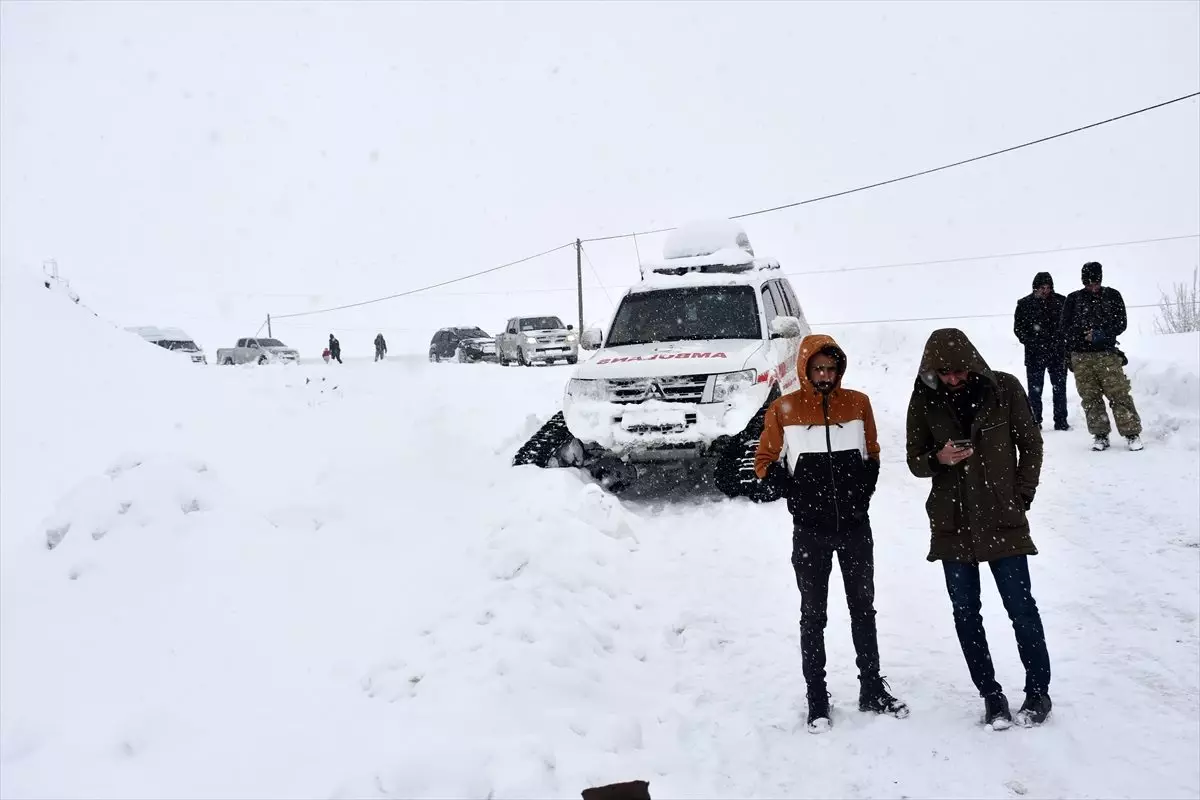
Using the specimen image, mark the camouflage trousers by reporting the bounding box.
[1070,352,1142,438]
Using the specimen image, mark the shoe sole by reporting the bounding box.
[1015,711,1049,727]
[807,717,831,734]
[860,704,910,719]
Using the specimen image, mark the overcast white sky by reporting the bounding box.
[2,0,1198,354]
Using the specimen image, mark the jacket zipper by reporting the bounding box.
[821,392,841,533]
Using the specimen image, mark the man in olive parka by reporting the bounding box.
[906,328,1053,729]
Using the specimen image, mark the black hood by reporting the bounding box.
[1032,272,1054,291]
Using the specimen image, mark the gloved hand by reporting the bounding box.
[1091,328,1111,346]
[763,461,789,492]
[1020,494,1033,511]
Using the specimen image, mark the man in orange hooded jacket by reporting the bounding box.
[755,334,908,733]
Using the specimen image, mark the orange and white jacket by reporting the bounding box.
[755,333,881,534]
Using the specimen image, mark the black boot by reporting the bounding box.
[1016,692,1052,727]
[983,692,1013,730]
[806,687,831,734]
[859,675,909,718]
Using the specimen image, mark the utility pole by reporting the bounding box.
[267,314,273,337]
[576,238,583,332]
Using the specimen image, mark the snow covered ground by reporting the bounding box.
[1,269,1198,799]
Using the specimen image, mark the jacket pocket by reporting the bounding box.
[925,482,957,533]
[996,494,1027,528]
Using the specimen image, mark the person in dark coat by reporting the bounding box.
[1059,261,1143,451]
[1013,272,1069,430]
[906,328,1052,730]
[328,333,342,364]
[374,333,387,362]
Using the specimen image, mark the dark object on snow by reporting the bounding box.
[328,334,342,363]
[374,333,387,361]
[582,780,651,800]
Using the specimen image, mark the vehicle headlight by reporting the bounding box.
[711,369,757,403]
[566,334,577,342]
[525,337,537,345]
[567,378,608,402]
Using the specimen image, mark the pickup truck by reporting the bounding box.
[496,315,579,366]
[216,337,300,365]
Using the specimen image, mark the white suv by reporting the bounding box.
[513,220,810,500]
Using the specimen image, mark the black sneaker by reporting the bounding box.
[983,692,1013,730]
[1016,692,1052,727]
[806,688,831,734]
[859,676,910,718]
[1054,422,1071,431]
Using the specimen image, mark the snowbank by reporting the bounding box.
[1,273,1196,799]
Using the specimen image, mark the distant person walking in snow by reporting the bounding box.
[374,333,387,362]
[1013,272,1069,431]
[906,328,1052,730]
[755,334,909,734]
[1060,262,1142,451]
[328,333,342,364]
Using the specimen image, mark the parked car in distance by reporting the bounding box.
[495,315,578,366]
[126,326,208,364]
[428,326,497,363]
[215,337,300,365]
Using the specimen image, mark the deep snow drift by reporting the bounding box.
[1,270,1197,799]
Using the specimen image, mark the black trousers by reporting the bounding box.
[1026,358,1068,427]
[792,523,880,691]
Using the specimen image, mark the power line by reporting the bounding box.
[388,230,1196,297]
[581,91,1200,244]
[579,243,616,312]
[810,301,1195,328]
[269,91,1198,318]
[272,241,575,320]
[784,233,1200,278]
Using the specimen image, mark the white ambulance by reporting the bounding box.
[513,219,811,500]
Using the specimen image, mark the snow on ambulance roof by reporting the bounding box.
[631,264,780,294]
[662,218,755,260]
[635,217,778,287]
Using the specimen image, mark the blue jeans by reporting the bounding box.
[1027,359,1068,427]
[942,555,1051,697]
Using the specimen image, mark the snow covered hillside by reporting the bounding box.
[1,271,1197,799]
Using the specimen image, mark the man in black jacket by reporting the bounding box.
[1060,262,1143,451]
[1014,272,1069,431]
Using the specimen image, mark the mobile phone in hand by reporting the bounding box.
[951,439,973,450]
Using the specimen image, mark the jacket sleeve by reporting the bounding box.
[861,394,881,495]
[1110,288,1128,337]
[1059,292,1078,350]
[754,399,785,479]
[1007,376,1044,501]
[1054,295,1068,353]
[1013,298,1030,345]
[906,389,939,479]
[862,394,881,461]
